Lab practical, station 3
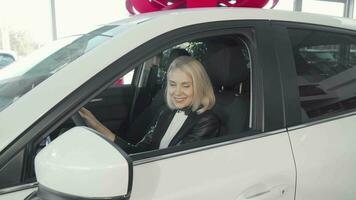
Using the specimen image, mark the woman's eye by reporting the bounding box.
[183,84,191,88]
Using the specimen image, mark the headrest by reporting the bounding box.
[167,48,191,67]
[202,39,249,87]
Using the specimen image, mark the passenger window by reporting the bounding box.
[127,36,252,147]
[289,29,356,122]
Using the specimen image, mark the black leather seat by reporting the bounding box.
[202,38,250,136]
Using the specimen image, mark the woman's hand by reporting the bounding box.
[79,107,117,142]
[79,107,100,129]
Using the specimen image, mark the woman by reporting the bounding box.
[80,56,220,153]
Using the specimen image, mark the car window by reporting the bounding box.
[288,28,356,122]
[99,35,252,153]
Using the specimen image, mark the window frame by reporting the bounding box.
[273,21,356,129]
[0,20,285,191]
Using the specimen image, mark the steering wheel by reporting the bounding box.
[71,112,87,126]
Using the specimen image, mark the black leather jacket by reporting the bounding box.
[115,107,220,154]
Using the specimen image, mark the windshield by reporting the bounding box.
[0,24,129,112]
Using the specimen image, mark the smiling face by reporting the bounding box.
[167,68,194,109]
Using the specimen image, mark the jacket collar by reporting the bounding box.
[169,111,199,146]
[175,106,193,115]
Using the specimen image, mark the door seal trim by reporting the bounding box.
[0,182,37,195]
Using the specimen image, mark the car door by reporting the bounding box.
[0,189,36,200]
[123,22,296,200]
[130,134,295,200]
[274,22,356,200]
[0,149,37,200]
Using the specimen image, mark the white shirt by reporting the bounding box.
[159,111,188,149]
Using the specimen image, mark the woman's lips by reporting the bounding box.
[174,97,186,103]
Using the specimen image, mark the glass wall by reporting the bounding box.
[0,0,129,58]
[302,0,345,17]
[0,0,52,57]
[272,0,294,11]
[1,0,356,60]
[55,0,129,38]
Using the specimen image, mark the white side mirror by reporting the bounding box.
[32,127,132,199]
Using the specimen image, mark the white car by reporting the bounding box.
[0,51,16,69]
[0,8,356,200]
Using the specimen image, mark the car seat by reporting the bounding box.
[202,38,250,136]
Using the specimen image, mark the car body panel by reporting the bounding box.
[131,132,295,200]
[288,113,356,200]
[110,8,356,31]
[0,188,35,200]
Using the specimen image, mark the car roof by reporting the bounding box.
[111,8,356,31]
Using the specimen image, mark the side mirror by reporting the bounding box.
[31,127,132,200]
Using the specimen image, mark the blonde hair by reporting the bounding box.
[165,56,215,114]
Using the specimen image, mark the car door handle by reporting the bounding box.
[236,185,288,200]
[90,98,103,103]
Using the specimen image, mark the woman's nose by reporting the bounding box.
[174,86,182,95]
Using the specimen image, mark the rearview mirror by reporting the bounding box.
[29,127,132,200]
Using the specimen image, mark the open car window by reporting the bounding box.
[64,35,251,155]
